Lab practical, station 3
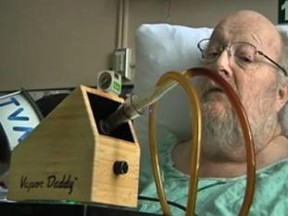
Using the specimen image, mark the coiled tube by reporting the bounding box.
[148,67,255,216]
[149,70,202,216]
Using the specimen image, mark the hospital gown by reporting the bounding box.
[137,133,288,216]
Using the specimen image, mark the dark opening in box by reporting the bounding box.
[87,92,134,142]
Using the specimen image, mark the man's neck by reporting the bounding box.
[199,156,247,178]
[172,134,288,178]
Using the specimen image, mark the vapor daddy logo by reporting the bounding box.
[20,174,78,195]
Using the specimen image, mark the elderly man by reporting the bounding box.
[138,10,288,215]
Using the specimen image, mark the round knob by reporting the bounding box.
[113,161,129,175]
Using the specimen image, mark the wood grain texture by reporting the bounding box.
[8,85,140,208]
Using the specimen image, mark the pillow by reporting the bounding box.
[133,24,213,183]
[133,24,212,144]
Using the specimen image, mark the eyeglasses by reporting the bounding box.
[197,38,288,76]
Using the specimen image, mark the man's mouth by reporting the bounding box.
[203,87,224,96]
[208,87,223,93]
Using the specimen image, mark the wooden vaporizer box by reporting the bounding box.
[7,85,140,208]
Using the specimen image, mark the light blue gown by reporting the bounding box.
[138,133,288,216]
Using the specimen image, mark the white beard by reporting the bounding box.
[199,82,278,162]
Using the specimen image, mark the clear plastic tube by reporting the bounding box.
[149,67,255,216]
[148,71,202,216]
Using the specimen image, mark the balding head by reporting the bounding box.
[211,10,282,61]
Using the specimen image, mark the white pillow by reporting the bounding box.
[133,24,213,144]
[134,24,212,145]
[133,24,213,184]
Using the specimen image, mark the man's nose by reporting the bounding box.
[208,49,233,80]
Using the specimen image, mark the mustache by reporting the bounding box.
[199,80,238,99]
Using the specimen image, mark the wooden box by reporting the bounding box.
[7,85,140,208]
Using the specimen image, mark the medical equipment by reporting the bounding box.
[7,86,140,208]
[6,66,255,216]
[97,70,122,95]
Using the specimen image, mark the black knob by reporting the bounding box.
[113,160,129,175]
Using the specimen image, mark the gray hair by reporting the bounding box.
[277,29,288,84]
[277,29,288,136]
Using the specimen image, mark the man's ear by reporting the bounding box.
[276,82,288,112]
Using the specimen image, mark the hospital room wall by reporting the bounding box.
[0,0,278,91]
[128,0,278,47]
[0,0,118,91]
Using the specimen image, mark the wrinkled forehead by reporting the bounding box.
[210,13,281,56]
